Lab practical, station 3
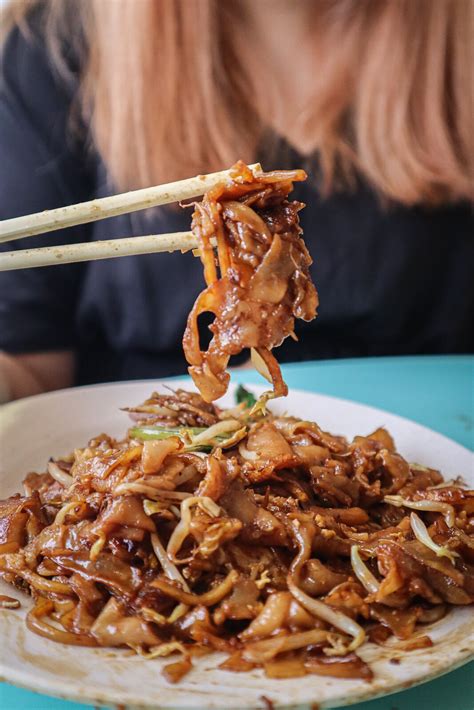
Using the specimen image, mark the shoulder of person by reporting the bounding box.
[1,3,93,168]
[2,3,84,109]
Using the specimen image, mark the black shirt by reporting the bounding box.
[0,26,472,386]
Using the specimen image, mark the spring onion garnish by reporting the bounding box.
[235,384,257,408]
[130,422,246,451]
[350,545,380,594]
[130,426,204,441]
[384,495,456,528]
[189,419,242,445]
[409,512,460,565]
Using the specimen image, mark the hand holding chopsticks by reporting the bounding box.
[0,164,259,271]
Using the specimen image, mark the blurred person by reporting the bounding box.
[0,0,472,403]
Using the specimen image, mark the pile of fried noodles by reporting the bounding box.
[1,387,472,683]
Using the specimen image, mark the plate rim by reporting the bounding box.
[1,650,472,710]
[1,633,472,710]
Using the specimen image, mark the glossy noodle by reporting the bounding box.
[1,387,473,683]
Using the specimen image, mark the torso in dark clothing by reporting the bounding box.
[0,23,472,385]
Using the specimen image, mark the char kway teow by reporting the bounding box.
[0,164,472,684]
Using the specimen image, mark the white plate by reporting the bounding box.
[0,380,473,710]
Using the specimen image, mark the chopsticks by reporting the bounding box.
[0,233,200,272]
[0,165,258,244]
[0,163,259,271]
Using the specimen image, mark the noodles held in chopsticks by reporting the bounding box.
[183,161,318,402]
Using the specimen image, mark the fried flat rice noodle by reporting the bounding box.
[183,162,318,402]
[0,381,472,683]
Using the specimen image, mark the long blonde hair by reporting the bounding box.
[3,0,473,205]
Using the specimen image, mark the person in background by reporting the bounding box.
[0,0,472,403]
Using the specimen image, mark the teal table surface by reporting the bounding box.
[1,355,473,710]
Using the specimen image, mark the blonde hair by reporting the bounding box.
[3,0,473,205]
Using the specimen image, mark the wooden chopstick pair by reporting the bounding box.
[0,164,259,272]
